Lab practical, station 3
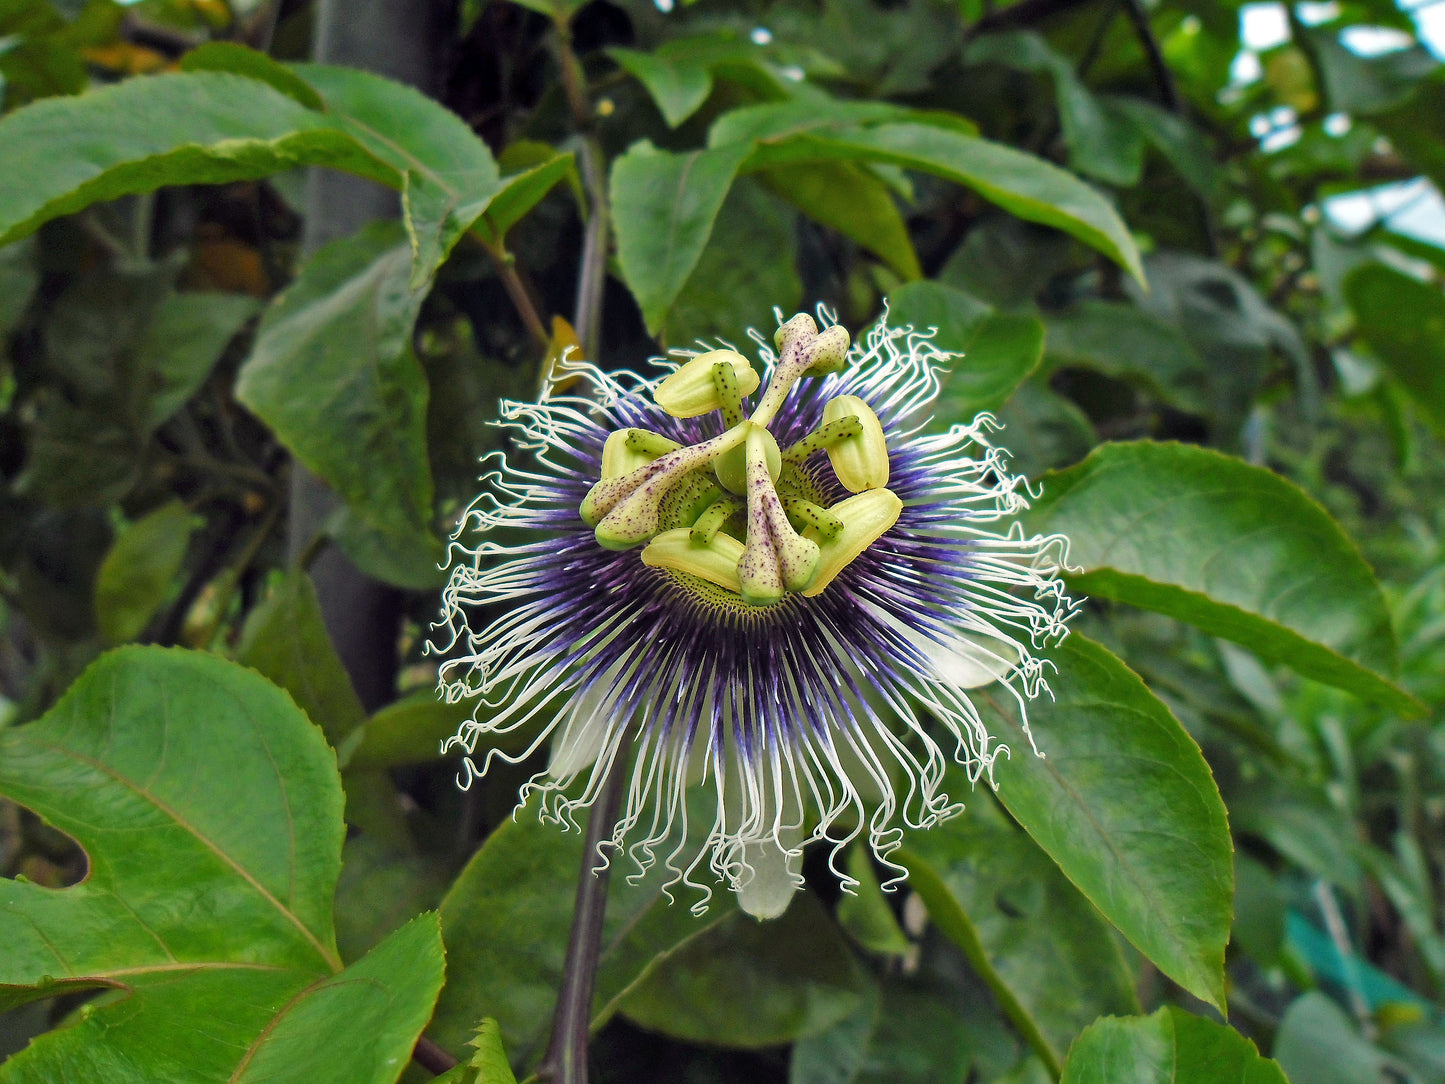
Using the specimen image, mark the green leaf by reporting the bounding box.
[898,796,1138,1073]
[1109,98,1223,203]
[432,807,737,1067]
[93,500,203,644]
[0,71,378,247]
[235,220,441,579]
[609,46,713,128]
[1025,441,1416,710]
[137,291,259,430]
[761,160,921,280]
[236,568,367,746]
[1304,27,1438,116]
[789,979,974,1084]
[742,123,1143,283]
[0,60,502,285]
[0,647,445,1081]
[980,635,1233,1012]
[1060,1007,1288,1084]
[610,139,752,334]
[1345,263,1445,440]
[883,281,1043,419]
[179,41,325,109]
[965,31,1145,187]
[291,63,503,284]
[660,175,800,347]
[618,892,870,1047]
[835,846,912,958]
[467,151,578,247]
[1041,300,1207,414]
[334,835,448,963]
[1273,993,1389,1084]
[346,691,472,769]
[469,1019,519,1084]
[1375,76,1445,193]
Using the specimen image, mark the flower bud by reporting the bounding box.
[802,488,903,597]
[822,395,889,492]
[641,528,745,593]
[655,350,759,418]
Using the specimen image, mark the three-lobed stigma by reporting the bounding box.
[580,314,900,606]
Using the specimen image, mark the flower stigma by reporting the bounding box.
[434,305,1079,920]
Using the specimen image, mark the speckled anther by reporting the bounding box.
[579,312,901,605]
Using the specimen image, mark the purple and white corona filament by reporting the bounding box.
[434,306,1078,919]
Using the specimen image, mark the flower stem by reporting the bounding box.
[536,746,630,1084]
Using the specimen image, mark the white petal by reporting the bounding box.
[735,834,803,920]
[919,630,1021,689]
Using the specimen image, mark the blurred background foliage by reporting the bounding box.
[0,0,1444,1081]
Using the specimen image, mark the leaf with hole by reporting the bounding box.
[0,647,445,1082]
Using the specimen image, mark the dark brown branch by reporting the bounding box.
[412,1036,460,1075]
[536,750,631,1084]
[1121,0,1180,112]
[553,24,609,362]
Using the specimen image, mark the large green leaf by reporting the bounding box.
[1060,1007,1288,1084]
[0,647,445,1082]
[0,71,377,246]
[610,140,753,334]
[0,56,503,284]
[661,175,800,347]
[1345,263,1445,440]
[739,122,1143,283]
[980,635,1232,1012]
[291,63,503,283]
[235,221,441,583]
[618,892,870,1047]
[431,807,737,1068]
[882,281,1043,421]
[761,161,921,280]
[1025,441,1414,710]
[898,796,1138,1074]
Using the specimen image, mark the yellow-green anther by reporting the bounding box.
[716,421,780,495]
[803,324,850,376]
[624,428,682,458]
[712,361,745,428]
[801,488,903,597]
[598,428,679,484]
[691,496,742,544]
[781,415,863,462]
[642,528,745,593]
[782,496,844,539]
[655,349,760,418]
[822,395,889,492]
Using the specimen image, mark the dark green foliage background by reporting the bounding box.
[1,0,1443,1081]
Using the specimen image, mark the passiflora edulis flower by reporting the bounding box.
[433,306,1077,919]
